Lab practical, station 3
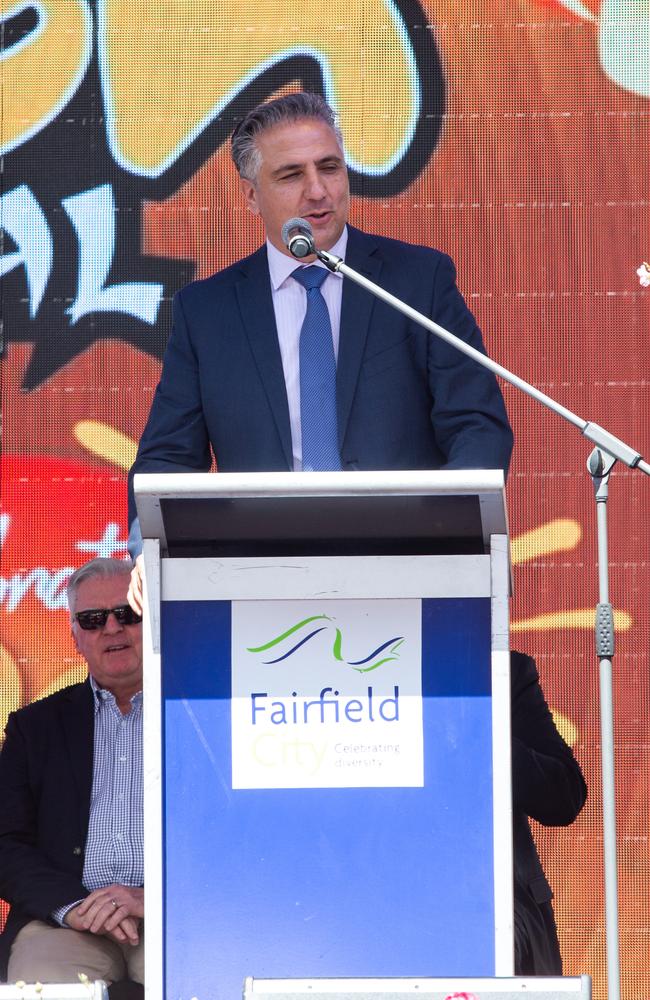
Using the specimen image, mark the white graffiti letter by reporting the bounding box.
[0,185,53,317]
[62,184,162,325]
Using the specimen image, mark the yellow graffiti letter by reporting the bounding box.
[0,0,92,152]
[99,0,420,178]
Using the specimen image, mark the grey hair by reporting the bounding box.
[67,557,133,620]
[231,91,344,183]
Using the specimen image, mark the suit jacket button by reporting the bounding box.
[73,846,82,856]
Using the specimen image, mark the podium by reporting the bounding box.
[136,470,514,1000]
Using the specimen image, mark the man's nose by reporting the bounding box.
[103,611,125,633]
[304,169,327,199]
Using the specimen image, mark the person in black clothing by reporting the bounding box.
[510,650,587,973]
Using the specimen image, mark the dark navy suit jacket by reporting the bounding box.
[0,681,94,979]
[128,226,513,524]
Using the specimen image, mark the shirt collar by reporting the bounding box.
[89,674,143,713]
[267,226,348,292]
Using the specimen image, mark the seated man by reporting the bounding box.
[511,650,587,974]
[0,558,144,999]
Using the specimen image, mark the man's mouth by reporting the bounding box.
[304,210,332,225]
[105,643,129,653]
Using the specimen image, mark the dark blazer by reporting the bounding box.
[0,681,94,979]
[128,226,513,525]
[0,656,585,979]
[511,651,587,974]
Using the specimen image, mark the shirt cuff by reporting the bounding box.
[52,899,84,927]
[128,517,143,561]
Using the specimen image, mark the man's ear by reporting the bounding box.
[240,177,260,216]
[71,624,82,655]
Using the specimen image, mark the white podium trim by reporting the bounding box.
[162,554,491,601]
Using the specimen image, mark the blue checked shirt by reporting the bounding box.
[53,678,143,925]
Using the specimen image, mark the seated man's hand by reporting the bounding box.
[67,885,144,944]
[103,916,141,947]
[66,904,141,946]
[127,554,144,615]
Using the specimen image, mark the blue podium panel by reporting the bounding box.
[160,596,495,1000]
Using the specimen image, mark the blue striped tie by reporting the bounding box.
[292,266,341,471]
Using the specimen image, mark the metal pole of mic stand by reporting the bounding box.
[588,447,621,1000]
[310,241,650,1000]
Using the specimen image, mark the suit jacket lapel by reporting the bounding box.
[337,226,383,447]
[60,680,94,839]
[235,247,293,468]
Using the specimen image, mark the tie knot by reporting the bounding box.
[292,265,328,292]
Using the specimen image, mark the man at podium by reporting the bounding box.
[126,90,513,588]
[122,90,588,982]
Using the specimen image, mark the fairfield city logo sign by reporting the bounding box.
[1,0,444,388]
[232,601,423,787]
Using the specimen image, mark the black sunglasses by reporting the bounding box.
[74,605,142,631]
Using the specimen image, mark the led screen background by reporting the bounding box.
[0,0,648,996]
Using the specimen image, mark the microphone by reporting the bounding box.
[281,217,315,259]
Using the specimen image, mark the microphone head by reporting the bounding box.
[281,217,313,246]
[282,217,316,259]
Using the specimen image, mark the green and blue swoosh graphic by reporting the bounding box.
[247,615,404,673]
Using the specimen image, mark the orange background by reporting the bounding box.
[1,0,649,995]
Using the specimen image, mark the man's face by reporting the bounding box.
[71,574,143,698]
[240,117,350,256]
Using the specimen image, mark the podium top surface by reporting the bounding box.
[134,470,508,557]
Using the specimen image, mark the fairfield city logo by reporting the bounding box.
[244,613,406,728]
[246,613,404,673]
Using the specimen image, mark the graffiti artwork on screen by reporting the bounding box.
[0,0,443,387]
[1,0,649,994]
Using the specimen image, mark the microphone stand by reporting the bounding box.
[311,241,650,1000]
